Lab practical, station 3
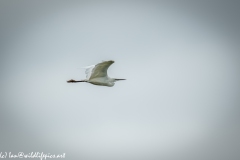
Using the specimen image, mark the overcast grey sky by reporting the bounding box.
[0,1,240,160]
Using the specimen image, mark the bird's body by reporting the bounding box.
[88,76,114,87]
[67,60,125,87]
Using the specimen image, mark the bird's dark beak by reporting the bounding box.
[67,79,86,83]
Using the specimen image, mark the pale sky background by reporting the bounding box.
[0,1,240,160]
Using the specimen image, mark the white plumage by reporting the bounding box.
[67,60,126,87]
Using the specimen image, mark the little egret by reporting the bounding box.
[67,60,126,87]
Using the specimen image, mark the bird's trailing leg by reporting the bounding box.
[114,79,126,81]
[67,79,86,83]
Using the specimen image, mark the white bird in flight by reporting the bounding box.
[67,60,126,87]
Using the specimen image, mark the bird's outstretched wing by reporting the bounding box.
[84,65,95,80]
[84,60,114,80]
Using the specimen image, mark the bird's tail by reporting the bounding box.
[67,79,86,83]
